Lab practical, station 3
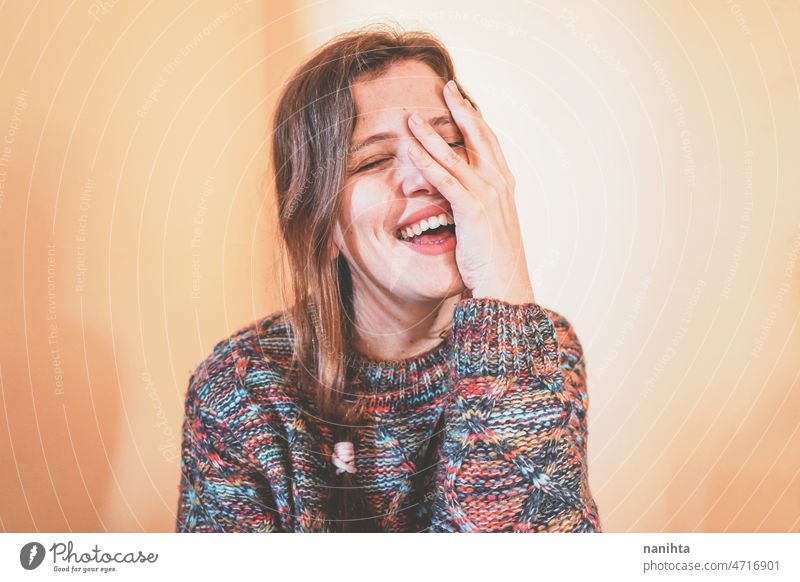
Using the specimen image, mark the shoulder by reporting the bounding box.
[184,310,298,424]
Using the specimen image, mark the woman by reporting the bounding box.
[176,24,601,533]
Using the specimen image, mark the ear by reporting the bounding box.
[328,222,342,262]
[328,241,340,262]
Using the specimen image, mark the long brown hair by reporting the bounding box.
[270,22,477,532]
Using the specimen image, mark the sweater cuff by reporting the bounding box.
[450,297,560,378]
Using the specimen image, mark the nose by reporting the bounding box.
[398,140,435,197]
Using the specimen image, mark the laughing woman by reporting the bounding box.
[176,24,602,533]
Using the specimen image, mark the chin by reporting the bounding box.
[409,274,466,302]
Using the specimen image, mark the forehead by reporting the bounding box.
[350,60,448,137]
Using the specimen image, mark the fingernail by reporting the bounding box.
[445,80,457,94]
[409,112,423,126]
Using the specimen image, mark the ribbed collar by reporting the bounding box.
[344,333,453,411]
[258,309,454,411]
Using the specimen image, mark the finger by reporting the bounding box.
[442,81,499,175]
[465,100,513,187]
[449,86,516,190]
[407,112,488,194]
[406,140,474,211]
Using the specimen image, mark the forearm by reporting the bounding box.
[429,297,601,532]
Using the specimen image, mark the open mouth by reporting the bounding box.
[395,213,456,244]
[396,222,456,244]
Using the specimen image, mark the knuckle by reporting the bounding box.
[440,174,457,189]
[442,149,461,169]
[477,122,493,140]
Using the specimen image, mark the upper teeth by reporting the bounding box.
[397,213,453,239]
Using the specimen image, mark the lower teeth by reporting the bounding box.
[408,231,453,245]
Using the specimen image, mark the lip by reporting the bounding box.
[395,201,453,232]
[397,228,457,255]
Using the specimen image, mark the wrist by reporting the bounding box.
[471,260,535,304]
[471,279,535,305]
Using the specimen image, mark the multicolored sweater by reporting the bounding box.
[175,297,602,532]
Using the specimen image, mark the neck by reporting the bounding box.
[350,281,463,362]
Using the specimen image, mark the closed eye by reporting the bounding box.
[355,157,390,173]
[354,141,464,173]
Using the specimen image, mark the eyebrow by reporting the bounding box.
[349,114,457,154]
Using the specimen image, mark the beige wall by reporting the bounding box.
[1,1,797,532]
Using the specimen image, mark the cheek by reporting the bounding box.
[342,177,395,243]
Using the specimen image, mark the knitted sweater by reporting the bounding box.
[175,297,602,532]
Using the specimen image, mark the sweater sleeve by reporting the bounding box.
[428,297,602,532]
[175,366,282,533]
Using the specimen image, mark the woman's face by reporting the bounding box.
[333,59,468,303]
